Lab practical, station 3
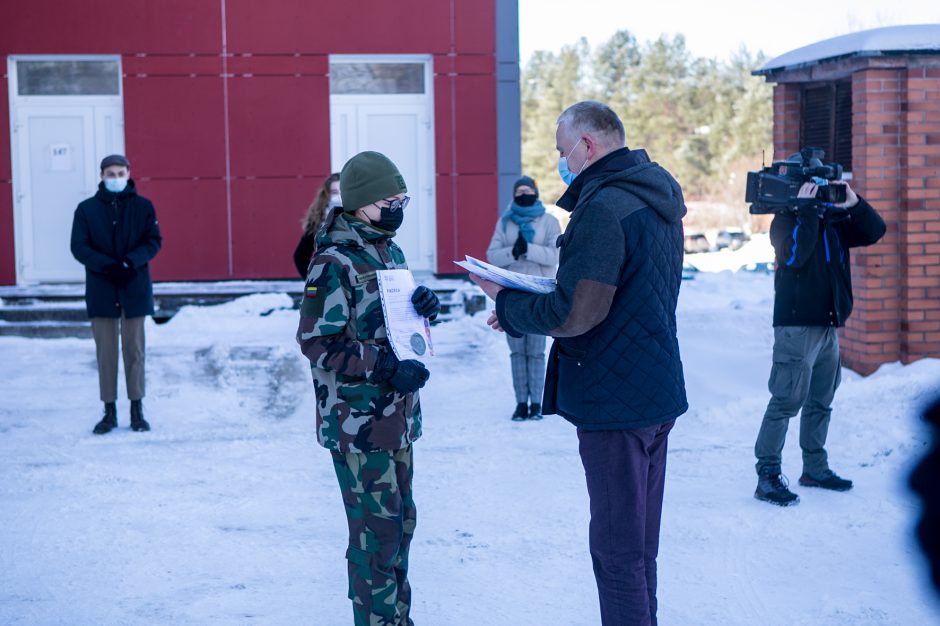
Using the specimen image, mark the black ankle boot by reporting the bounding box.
[130,399,150,432]
[511,402,528,421]
[529,403,543,420]
[93,402,118,435]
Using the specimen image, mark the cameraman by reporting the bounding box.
[754,180,886,506]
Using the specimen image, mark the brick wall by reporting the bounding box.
[898,66,940,365]
[770,62,940,374]
[841,68,905,374]
[772,83,801,160]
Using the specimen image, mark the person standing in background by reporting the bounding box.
[753,179,886,506]
[71,154,162,434]
[293,173,341,278]
[486,176,561,421]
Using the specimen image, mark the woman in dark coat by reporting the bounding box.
[293,173,340,278]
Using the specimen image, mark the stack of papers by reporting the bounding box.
[454,255,556,295]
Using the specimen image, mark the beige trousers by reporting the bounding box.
[91,316,146,402]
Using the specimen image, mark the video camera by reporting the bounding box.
[745,147,847,215]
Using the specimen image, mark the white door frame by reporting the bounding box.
[8,54,124,284]
[329,54,437,272]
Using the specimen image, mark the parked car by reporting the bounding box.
[684,232,710,254]
[716,228,749,251]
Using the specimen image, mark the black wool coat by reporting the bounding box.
[70,181,162,318]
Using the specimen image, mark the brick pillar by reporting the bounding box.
[773,83,801,160]
[899,66,940,362]
[840,69,905,374]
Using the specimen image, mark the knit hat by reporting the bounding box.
[340,151,407,212]
[513,175,538,198]
[100,154,130,170]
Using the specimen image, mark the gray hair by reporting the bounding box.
[557,101,625,147]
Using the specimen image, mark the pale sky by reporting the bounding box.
[519,0,940,63]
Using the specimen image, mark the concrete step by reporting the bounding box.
[0,320,92,339]
[0,279,484,339]
[0,304,89,323]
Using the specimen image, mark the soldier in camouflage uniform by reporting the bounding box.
[297,151,440,626]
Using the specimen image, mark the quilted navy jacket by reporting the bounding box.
[496,148,688,430]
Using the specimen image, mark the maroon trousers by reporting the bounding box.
[578,420,675,626]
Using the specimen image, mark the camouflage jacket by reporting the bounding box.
[297,212,422,453]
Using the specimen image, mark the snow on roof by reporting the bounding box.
[755,24,940,74]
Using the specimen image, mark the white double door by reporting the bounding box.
[330,100,436,272]
[12,101,124,282]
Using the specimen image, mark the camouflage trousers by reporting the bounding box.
[331,446,416,626]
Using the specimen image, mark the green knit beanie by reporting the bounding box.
[340,151,408,212]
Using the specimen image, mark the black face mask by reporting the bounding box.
[515,193,538,207]
[371,203,405,232]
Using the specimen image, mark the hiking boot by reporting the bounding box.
[93,402,118,435]
[130,399,150,432]
[799,469,852,492]
[529,403,543,420]
[511,402,528,421]
[754,470,800,506]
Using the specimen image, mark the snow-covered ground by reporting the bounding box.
[1,243,939,625]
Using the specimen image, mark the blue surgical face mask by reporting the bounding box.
[558,138,585,185]
[104,177,128,193]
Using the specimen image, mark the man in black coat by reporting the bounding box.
[754,180,886,506]
[471,101,687,626]
[71,154,162,434]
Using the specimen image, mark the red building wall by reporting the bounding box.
[0,0,499,283]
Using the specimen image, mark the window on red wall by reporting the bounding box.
[801,81,853,172]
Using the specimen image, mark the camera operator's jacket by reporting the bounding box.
[495,147,688,431]
[296,211,422,453]
[770,197,886,327]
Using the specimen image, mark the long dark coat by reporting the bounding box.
[70,181,162,318]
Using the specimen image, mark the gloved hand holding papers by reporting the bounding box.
[454,255,556,295]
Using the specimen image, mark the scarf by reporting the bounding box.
[500,200,545,243]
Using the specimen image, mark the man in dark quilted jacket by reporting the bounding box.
[471,100,687,626]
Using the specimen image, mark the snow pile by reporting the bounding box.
[1,269,938,625]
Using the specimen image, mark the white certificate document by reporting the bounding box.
[376,270,434,361]
[454,255,556,294]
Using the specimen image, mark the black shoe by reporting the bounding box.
[93,402,118,435]
[529,403,543,420]
[130,399,150,432]
[511,402,528,421]
[754,470,800,506]
[799,469,852,492]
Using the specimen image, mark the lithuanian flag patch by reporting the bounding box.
[305,286,318,297]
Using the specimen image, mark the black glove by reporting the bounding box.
[102,259,123,280]
[370,350,429,395]
[102,258,133,285]
[511,232,528,260]
[115,258,136,286]
[411,286,441,321]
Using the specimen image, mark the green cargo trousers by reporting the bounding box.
[331,446,416,626]
[755,326,842,476]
